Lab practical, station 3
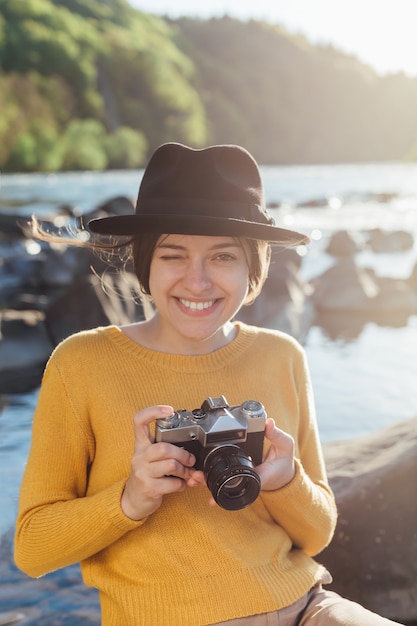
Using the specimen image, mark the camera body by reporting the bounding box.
[155,396,267,510]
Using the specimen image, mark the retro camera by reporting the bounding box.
[154,396,266,510]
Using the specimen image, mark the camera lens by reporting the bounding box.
[204,444,261,511]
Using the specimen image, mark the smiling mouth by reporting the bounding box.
[178,298,216,311]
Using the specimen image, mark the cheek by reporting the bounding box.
[148,262,179,297]
[232,268,250,302]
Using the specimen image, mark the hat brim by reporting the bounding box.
[88,214,309,246]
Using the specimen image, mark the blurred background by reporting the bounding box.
[1,1,416,624]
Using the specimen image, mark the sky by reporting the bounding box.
[128,0,417,77]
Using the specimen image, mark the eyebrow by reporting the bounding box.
[156,242,242,251]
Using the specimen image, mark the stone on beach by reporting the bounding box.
[321,416,417,625]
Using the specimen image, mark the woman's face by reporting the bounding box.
[147,234,250,354]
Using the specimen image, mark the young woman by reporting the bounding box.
[14,143,402,625]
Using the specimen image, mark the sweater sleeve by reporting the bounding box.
[14,356,143,578]
[259,343,338,556]
[260,460,337,556]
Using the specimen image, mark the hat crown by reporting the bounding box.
[136,143,271,224]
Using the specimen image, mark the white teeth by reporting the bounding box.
[180,299,215,310]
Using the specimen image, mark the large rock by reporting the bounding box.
[326,230,362,257]
[366,229,415,253]
[313,258,417,317]
[44,272,143,346]
[322,417,417,624]
[0,273,144,394]
[0,311,53,395]
[238,248,314,342]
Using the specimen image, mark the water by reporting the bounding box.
[1,162,417,622]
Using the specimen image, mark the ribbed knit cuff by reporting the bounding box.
[106,479,149,530]
[259,458,322,525]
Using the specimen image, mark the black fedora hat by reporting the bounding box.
[88,143,309,245]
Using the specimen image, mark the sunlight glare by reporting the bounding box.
[296,244,307,257]
[311,229,322,241]
[25,240,42,256]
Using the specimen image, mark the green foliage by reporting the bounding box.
[104,126,148,169]
[98,16,207,147]
[0,70,64,170]
[60,119,108,171]
[51,0,133,25]
[0,0,102,119]
[0,0,208,171]
[6,125,63,171]
[0,2,417,171]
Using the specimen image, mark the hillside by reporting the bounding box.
[175,17,417,164]
[1,0,417,171]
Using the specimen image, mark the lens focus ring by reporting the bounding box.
[203,444,261,511]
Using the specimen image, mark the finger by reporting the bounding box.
[150,441,195,468]
[133,405,174,452]
[186,469,206,487]
[263,419,294,455]
[156,475,188,496]
[146,457,195,481]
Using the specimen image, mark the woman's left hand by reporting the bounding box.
[256,418,295,491]
[186,418,295,502]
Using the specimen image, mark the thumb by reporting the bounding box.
[133,405,174,453]
[263,419,295,458]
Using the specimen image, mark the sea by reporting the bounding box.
[1,161,417,624]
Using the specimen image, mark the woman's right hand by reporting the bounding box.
[121,405,196,521]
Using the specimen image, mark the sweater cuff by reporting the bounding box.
[259,458,310,512]
[106,480,149,530]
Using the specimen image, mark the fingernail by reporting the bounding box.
[160,405,174,415]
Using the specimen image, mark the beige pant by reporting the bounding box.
[211,584,403,626]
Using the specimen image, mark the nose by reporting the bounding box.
[182,259,213,293]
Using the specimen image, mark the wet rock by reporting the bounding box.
[34,245,91,289]
[0,212,25,236]
[84,195,135,224]
[95,195,135,216]
[312,258,417,316]
[0,273,144,394]
[44,273,143,346]
[326,230,362,257]
[298,196,328,208]
[408,261,417,292]
[322,416,417,624]
[313,259,379,311]
[0,311,53,395]
[237,248,313,342]
[366,229,414,253]
[0,239,93,310]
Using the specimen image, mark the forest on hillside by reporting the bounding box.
[1,0,417,172]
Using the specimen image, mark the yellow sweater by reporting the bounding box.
[15,323,337,626]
